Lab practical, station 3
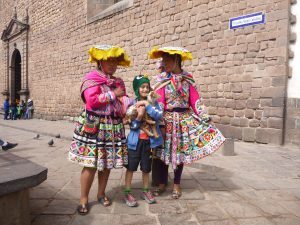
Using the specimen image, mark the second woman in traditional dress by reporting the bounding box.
[149,46,225,199]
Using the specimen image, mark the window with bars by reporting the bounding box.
[87,0,133,23]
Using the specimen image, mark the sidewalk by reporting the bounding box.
[1,118,75,140]
[1,119,300,225]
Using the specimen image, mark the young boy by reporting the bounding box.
[124,74,163,207]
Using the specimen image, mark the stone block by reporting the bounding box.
[287,107,300,118]
[266,65,287,77]
[261,99,272,107]
[285,129,300,145]
[255,128,283,144]
[233,93,248,100]
[208,107,218,115]
[212,115,221,123]
[226,100,235,108]
[296,118,300,129]
[224,90,234,100]
[252,78,262,88]
[265,47,287,58]
[0,152,48,196]
[240,118,249,127]
[272,97,285,107]
[226,108,234,117]
[217,124,242,140]
[248,43,260,52]
[220,116,231,125]
[268,118,284,129]
[235,100,246,110]
[255,110,263,120]
[234,110,245,117]
[249,119,260,127]
[242,127,256,142]
[272,76,286,87]
[231,117,240,126]
[216,98,226,107]
[0,190,30,225]
[218,107,227,116]
[222,138,235,156]
[241,73,253,82]
[247,99,260,109]
[262,77,272,87]
[261,87,285,98]
[260,118,268,128]
[251,88,262,99]
[285,118,296,129]
[242,82,252,92]
[263,107,284,118]
[245,109,254,119]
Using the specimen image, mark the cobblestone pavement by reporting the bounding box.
[1,119,300,225]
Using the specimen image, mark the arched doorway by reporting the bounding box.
[11,49,21,102]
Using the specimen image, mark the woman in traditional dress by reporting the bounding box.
[69,45,130,214]
[149,46,225,199]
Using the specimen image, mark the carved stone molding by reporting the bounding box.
[1,8,29,101]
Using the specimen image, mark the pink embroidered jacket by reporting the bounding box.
[81,70,125,117]
[155,71,210,121]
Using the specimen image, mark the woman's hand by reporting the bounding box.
[135,100,149,108]
[114,86,125,97]
[136,105,146,120]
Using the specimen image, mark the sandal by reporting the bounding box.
[172,189,182,199]
[153,188,166,196]
[77,204,89,215]
[98,196,111,207]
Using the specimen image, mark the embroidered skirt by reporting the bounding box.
[156,110,225,169]
[69,113,128,171]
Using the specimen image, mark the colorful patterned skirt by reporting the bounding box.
[69,113,128,171]
[156,110,225,169]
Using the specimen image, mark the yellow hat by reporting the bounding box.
[149,46,193,61]
[88,45,131,67]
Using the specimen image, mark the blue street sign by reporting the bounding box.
[229,12,266,29]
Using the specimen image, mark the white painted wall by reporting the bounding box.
[289,3,300,98]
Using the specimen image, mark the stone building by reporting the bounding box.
[0,0,299,145]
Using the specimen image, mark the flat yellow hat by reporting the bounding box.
[149,46,193,61]
[88,45,131,67]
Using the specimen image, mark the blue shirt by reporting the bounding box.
[127,102,163,150]
[3,100,9,111]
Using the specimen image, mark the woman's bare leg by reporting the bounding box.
[80,167,97,205]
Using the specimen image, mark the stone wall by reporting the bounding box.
[286,98,300,145]
[0,0,291,144]
[287,0,300,146]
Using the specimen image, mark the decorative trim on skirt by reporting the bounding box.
[156,110,225,169]
[69,114,128,171]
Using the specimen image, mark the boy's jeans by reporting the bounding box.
[4,110,9,120]
[25,109,32,119]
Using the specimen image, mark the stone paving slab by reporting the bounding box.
[0,119,300,225]
[236,217,274,225]
[32,215,73,225]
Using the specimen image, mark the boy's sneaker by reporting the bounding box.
[141,191,156,204]
[124,193,138,207]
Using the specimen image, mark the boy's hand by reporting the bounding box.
[136,106,146,120]
[114,86,125,97]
